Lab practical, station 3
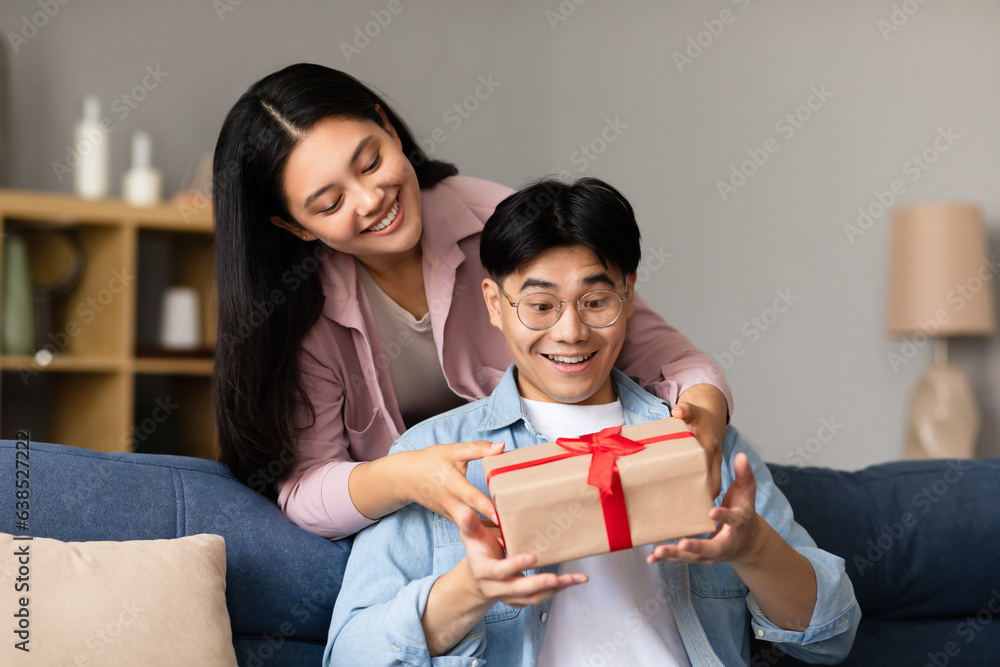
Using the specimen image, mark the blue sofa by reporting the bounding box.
[1,439,997,666]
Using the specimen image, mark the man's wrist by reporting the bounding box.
[736,514,778,568]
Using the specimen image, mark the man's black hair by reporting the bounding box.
[480,177,642,282]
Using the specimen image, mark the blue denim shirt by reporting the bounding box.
[326,367,860,666]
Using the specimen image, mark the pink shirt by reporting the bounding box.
[276,176,734,539]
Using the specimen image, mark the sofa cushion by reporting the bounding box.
[0,439,351,665]
[766,458,1000,665]
[0,532,237,666]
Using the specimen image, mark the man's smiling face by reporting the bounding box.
[482,245,635,406]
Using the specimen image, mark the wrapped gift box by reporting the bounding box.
[481,417,715,567]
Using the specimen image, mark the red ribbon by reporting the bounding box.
[555,426,645,496]
[486,426,695,553]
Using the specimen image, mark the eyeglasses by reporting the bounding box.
[499,286,629,330]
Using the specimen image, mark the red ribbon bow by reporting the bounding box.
[556,425,645,496]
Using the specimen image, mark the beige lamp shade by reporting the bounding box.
[887,203,996,337]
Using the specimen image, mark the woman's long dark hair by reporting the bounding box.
[213,63,457,495]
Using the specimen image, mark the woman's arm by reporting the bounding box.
[349,440,505,525]
[617,290,733,414]
[619,289,733,495]
[278,354,503,538]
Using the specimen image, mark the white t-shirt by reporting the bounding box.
[522,397,691,667]
[358,264,465,428]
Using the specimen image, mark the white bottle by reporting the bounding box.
[73,95,109,199]
[122,130,162,206]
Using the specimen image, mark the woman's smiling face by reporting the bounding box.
[274,113,423,261]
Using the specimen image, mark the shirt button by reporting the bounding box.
[472,661,479,666]
[540,612,548,623]
[757,629,765,638]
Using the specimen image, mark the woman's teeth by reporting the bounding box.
[364,200,399,233]
[545,353,595,364]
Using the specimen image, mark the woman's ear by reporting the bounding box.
[482,278,504,330]
[269,215,316,242]
[374,105,402,147]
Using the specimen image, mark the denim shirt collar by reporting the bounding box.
[477,365,672,435]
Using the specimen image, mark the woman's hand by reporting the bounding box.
[673,383,728,498]
[403,441,507,525]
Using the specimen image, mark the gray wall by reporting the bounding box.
[3,0,999,469]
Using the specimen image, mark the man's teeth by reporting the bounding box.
[365,200,399,233]
[545,353,595,364]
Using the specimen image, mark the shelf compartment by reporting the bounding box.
[132,374,217,459]
[136,230,217,354]
[2,369,129,452]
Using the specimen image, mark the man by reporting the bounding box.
[326,178,859,666]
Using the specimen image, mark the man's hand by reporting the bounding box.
[457,508,586,609]
[422,508,587,656]
[673,383,728,498]
[646,452,761,565]
[644,453,819,632]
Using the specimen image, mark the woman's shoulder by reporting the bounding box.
[425,175,514,216]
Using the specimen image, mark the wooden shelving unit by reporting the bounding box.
[0,189,217,458]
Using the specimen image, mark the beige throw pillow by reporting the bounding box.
[0,532,237,666]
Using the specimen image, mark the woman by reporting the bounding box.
[213,63,733,540]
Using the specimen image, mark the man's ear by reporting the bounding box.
[269,215,316,242]
[482,278,504,330]
[624,272,637,320]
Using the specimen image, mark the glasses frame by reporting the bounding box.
[498,286,629,331]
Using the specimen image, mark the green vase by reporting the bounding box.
[2,233,35,355]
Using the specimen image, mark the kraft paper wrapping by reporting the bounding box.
[482,417,716,567]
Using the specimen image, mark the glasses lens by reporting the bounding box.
[517,293,560,329]
[579,291,622,327]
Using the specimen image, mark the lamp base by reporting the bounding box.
[904,363,979,460]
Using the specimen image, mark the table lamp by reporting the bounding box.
[887,203,996,460]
